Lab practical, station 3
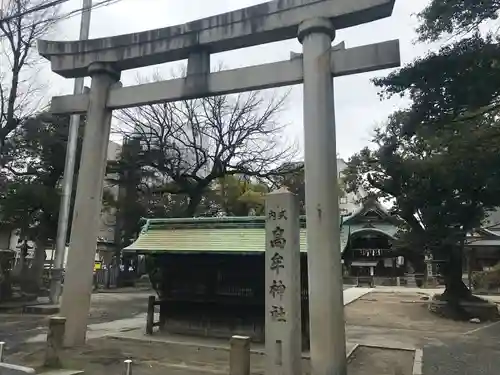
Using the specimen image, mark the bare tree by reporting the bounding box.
[112,76,297,217]
[0,0,59,159]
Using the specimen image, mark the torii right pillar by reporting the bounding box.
[299,18,347,375]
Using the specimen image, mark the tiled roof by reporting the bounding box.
[123,205,402,254]
[124,215,353,254]
[142,216,306,230]
[124,227,308,253]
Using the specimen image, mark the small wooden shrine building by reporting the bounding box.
[124,198,402,342]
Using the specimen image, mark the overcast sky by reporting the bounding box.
[41,0,434,160]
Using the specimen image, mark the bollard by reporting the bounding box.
[146,295,155,335]
[229,335,250,375]
[124,359,132,375]
[44,316,66,368]
[0,341,5,362]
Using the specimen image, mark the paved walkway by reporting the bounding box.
[422,323,500,375]
[26,287,372,344]
[26,315,147,343]
[12,286,500,374]
[343,287,373,305]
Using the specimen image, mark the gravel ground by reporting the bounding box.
[86,291,150,324]
[7,338,416,375]
[3,288,500,374]
[423,322,500,375]
[348,346,415,375]
[423,340,500,375]
[345,292,500,375]
[0,290,152,353]
[0,314,49,352]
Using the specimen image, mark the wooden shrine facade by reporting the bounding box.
[341,199,404,279]
[125,199,402,343]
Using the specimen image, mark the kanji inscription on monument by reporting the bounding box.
[265,188,301,375]
[270,252,284,274]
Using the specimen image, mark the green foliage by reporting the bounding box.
[344,109,500,247]
[374,34,500,131]
[416,0,500,42]
[272,162,347,215]
[358,0,500,262]
[355,0,500,302]
[344,107,500,301]
[215,175,269,216]
[373,0,500,134]
[0,113,83,243]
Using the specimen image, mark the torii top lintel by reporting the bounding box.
[37,0,395,78]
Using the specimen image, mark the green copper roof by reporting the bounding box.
[124,227,309,254]
[124,216,352,254]
[141,216,308,230]
[123,208,399,254]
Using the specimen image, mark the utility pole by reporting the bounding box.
[50,0,93,304]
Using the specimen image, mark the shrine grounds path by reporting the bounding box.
[2,287,500,374]
[345,289,500,375]
[0,289,150,352]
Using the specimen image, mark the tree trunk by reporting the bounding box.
[440,245,471,302]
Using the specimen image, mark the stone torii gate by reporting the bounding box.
[38,0,400,374]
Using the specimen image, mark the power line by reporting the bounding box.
[52,0,123,24]
[0,0,71,23]
[0,0,123,39]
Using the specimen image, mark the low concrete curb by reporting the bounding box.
[0,362,35,374]
[346,343,359,360]
[412,349,423,375]
[39,370,84,375]
[343,288,374,306]
[106,335,358,361]
[347,343,423,375]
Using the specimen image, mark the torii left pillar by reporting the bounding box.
[60,63,120,347]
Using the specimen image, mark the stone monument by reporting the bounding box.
[38,0,400,373]
[265,189,301,375]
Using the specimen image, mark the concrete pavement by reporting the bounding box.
[344,287,373,305]
[24,287,372,345]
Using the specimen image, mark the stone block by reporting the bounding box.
[44,317,66,368]
[23,305,60,315]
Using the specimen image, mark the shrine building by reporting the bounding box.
[124,198,404,341]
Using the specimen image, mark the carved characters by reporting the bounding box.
[270,226,286,249]
[270,305,287,322]
[269,280,286,300]
[268,208,287,221]
[270,252,284,274]
[267,206,288,323]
